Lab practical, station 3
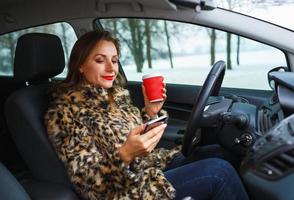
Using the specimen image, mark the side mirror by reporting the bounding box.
[268,66,288,90]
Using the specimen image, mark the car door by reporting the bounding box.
[97,18,287,149]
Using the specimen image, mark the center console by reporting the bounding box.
[241,114,294,200]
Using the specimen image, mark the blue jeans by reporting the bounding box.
[164,155,249,200]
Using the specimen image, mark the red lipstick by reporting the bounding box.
[102,76,114,80]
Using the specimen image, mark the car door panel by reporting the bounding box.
[127,81,274,148]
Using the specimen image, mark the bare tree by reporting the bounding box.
[144,20,152,69]
[219,0,289,68]
[236,36,240,65]
[112,19,118,37]
[100,18,145,72]
[128,19,145,73]
[207,29,216,65]
[226,32,232,70]
[220,0,239,70]
[164,21,174,69]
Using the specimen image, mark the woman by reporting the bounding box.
[45,30,249,200]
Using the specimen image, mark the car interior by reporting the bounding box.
[1,0,294,200]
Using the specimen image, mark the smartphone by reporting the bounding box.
[143,115,168,133]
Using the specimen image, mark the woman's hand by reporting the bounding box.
[118,123,167,165]
[142,83,167,119]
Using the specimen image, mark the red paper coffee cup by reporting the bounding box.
[142,73,164,102]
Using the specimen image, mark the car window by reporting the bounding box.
[0,22,77,78]
[98,18,287,90]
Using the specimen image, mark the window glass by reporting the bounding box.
[98,18,287,90]
[0,22,77,77]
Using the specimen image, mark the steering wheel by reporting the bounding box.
[182,60,226,156]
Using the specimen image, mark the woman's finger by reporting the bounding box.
[138,124,166,155]
[141,84,148,101]
[128,124,145,137]
[162,93,167,100]
[144,129,165,153]
[141,123,166,140]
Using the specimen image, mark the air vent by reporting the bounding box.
[254,148,294,180]
[258,109,272,134]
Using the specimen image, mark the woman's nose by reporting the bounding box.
[105,59,114,71]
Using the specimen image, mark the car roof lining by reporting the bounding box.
[1,0,294,55]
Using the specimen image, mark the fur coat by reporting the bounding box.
[44,84,181,200]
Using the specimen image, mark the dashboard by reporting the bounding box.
[240,71,294,200]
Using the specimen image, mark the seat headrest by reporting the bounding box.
[14,33,65,82]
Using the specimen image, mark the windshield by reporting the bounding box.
[217,0,294,31]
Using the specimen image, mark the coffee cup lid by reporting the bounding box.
[142,73,163,80]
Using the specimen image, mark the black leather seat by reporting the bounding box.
[5,33,80,200]
[0,162,31,200]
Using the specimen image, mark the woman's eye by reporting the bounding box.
[95,60,104,63]
[112,60,118,64]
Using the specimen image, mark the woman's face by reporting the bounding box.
[79,40,119,89]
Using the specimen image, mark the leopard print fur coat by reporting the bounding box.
[45,84,181,200]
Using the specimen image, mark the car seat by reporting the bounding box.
[0,162,31,200]
[4,33,80,200]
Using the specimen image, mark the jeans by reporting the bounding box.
[164,154,249,200]
[169,144,242,170]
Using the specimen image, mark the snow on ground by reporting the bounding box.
[123,50,286,90]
